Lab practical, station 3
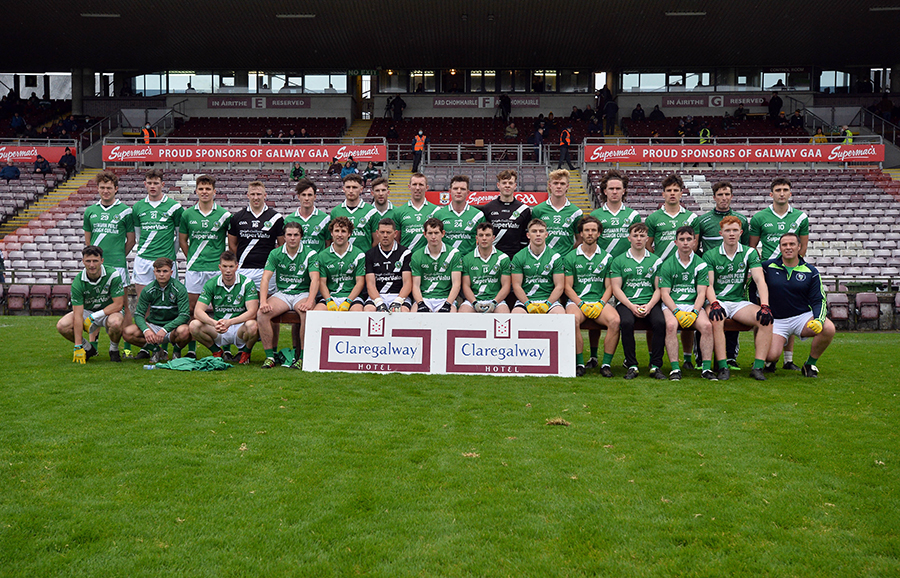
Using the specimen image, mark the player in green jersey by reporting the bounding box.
[459,222,511,314]
[395,173,438,253]
[84,171,135,357]
[646,174,699,262]
[132,169,183,297]
[330,174,379,249]
[589,169,641,258]
[433,175,485,255]
[190,251,259,359]
[530,169,583,257]
[563,216,620,377]
[57,246,125,363]
[314,217,366,312]
[704,216,773,381]
[610,223,666,380]
[259,221,320,369]
[411,217,463,312]
[369,177,397,227]
[511,219,566,314]
[657,226,716,381]
[122,257,191,363]
[284,178,330,254]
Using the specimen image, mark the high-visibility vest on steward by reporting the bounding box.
[559,129,570,146]
[142,127,156,144]
[699,128,711,144]
[414,135,426,151]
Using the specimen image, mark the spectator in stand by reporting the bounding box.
[33,154,51,174]
[776,111,790,128]
[386,125,399,140]
[277,130,287,144]
[290,162,305,181]
[734,103,747,121]
[809,127,828,144]
[24,124,37,138]
[676,119,687,140]
[499,93,512,123]
[287,129,297,143]
[39,127,52,139]
[533,114,545,130]
[532,126,544,163]
[361,162,379,185]
[504,121,519,140]
[263,128,276,144]
[58,147,77,178]
[340,159,359,179]
[722,112,735,131]
[298,128,311,143]
[587,116,602,134]
[631,104,645,122]
[185,83,196,93]
[327,157,342,175]
[877,92,894,121]
[789,109,804,129]
[391,95,406,122]
[581,105,595,123]
[63,115,78,133]
[0,160,20,182]
[768,92,783,122]
[648,105,665,122]
[58,128,69,140]
[684,115,697,136]
[570,105,582,121]
[603,98,618,135]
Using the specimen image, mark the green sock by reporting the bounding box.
[702,360,711,370]
[148,344,160,353]
[209,345,221,353]
[241,345,252,353]
[602,352,614,366]
[683,352,692,363]
[265,348,275,359]
[717,359,728,369]
[576,352,584,366]
[671,361,680,371]
[90,340,98,351]
[589,347,598,359]
[753,359,765,369]
[188,341,197,353]
[807,356,818,366]
[124,343,132,352]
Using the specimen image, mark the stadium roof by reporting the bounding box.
[4,1,898,73]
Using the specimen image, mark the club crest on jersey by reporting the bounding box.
[796,273,806,281]
[264,221,273,228]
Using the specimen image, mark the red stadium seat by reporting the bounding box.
[51,285,71,312]
[7,285,29,312]
[29,285,51,312]
[855,293,880,321]
[826,293,849,321]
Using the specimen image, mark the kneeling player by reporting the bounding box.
[410,217,462,312]
[57,245,125,362]
[563,215,619,377]
[314,217,366,312]
[511,219,566,314]
[657,226,716,381]
[364,218,412,312]
[258,222,319,369]
[123,257,191,363]
[190,251,259,360]
[762,232,835,377]
[459,222,511,314]
[704,216,773,381]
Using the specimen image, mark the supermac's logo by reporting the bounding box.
[589,146,637,162]
[0,147,39,161]
[107,146,153,161]
[446,318,559,374]
[319,316,431,372]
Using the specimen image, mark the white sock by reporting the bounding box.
[109,342,119,352]
[784,351,793,363]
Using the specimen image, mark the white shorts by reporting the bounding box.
[239,268,275,294]
[662,303,695,313]
[773,311,814,340]
[186,270,219,294]
[114,267,131,287]
[271,291,310,309]
[420,297,452,312]
[514,300,564,312]
[214,323,246,348]
[82,309,119,329]
[133,256,178,286]
[366,293,408,307]
[720,300,754,319]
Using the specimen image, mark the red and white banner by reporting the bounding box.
[0,145,74,163]
[425,191,548,206]
[104,144,386,163]
[584,144,885,163]
[303,311,575,376]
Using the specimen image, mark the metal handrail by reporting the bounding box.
[858,108,900,147]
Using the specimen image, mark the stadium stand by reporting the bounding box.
[169,117,347,140]
[620,115,810,142]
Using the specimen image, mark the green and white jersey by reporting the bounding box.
[609,249,662,306]
[511,245,565,301]
[410,243,463,300]
[284,207,331,254]
[264,244,318,295]
[83,200,133,268]
[433,203,485,255]
[530,199,583,256]
[702,243,761,302]
[330,201,379,249]
[71,265,124,311]
[645,206,698,262]
[395,200,439,253]
[563,245,613,302]
[198,273,258,321]
[657,252,709,306]
[179,203,231,272]
[373,203,398,229]
[589,203,641,258]
[696,209,749,253]
[748,205,810,260]
[461,247,511,301]
[316,244,365,299]
[132,195,183,260]
[134,278,190,332]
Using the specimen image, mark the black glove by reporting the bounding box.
[376,303,388,312]
[757,304,773,326]
[437,301,452,313]
[709,301,726,321]
[417,301,431,313]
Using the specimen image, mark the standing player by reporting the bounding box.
[364,218,412,313]
[459,222,512,314]
[122,257,191,363]
[563,215,620,377]
[704,216,773,381]
[749,177,809,371]
[530,169,583,257]
[190,251,259,359]
[410,217,463,313]
[590,169,641,258]
[433,175,485,255]
[511,219,566,315]
[132,169,183,297]
[481,169,531,259]
[330,174,379,249]
[284,178,330,254]
[609,223,666,380]
[314,217,366,312]
[228,180,285,291]
[646,174,699,262]
[258,222,319,369]
[370,177,397,226]
[762,232,834,377]
[657,226,717,381]
[696,181,748,370]
[395,173,438,254]
[83,170,135,358]
[56,246,125,363]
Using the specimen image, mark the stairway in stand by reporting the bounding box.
[0,168,101,236]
